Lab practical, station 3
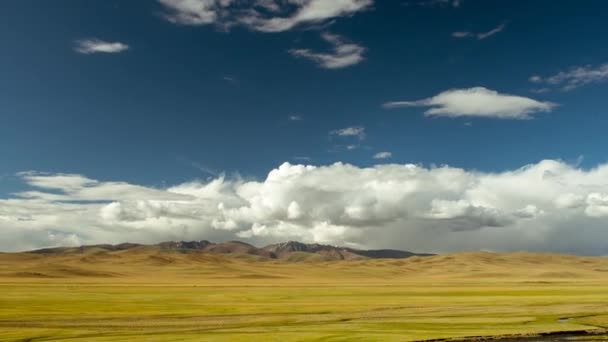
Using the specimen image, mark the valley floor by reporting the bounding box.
[2,251,608,341]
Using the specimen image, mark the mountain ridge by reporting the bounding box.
[26,240,433,261]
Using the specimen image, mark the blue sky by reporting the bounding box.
[2,0,608,253]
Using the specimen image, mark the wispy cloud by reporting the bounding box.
[452,23,506,40]
[331,126,366,139]
[383,87,556,120]
[157,0,373,32]
[158,0,219,25]
[289,32,366,69]
[74,39,129,54]
[530,63,608,91]
[408,0,461,7]
[222,75,238,83]
[288,115,302,121]
[292,156,311,162]
[373,152,392,159]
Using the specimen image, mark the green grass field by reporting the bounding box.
[2,249,608,341]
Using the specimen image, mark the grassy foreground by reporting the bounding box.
[2,249,608,341]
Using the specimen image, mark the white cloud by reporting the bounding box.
[331,126,366,139]
[7,160,608,254]
[554,193,585,209]
[158,0,220,25]
[289,32,366,69]
[157,0,373,32]
[585,193,608,218]
[477,23,506,40]
[383,87,556,119]
[452,23,506,40]
[426,199,512,229]
[74,39,129,54]
[373,152,392,159]
[288,115,302,121]
[529,63,608,91]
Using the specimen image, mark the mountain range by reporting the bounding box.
[29,240,432,261]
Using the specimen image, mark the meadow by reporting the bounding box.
[2,248,608,341]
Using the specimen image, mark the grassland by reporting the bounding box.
[2,247,608,341]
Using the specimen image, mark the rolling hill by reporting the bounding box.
[2,240,608,282]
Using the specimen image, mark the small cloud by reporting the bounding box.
[452,31,473,38]
[288,115,302,121]
[158,0,219,25]
[289,32,366,69]
[74,38,129,54]
[477,23,506,40]
[452,23,506,40]
[346,145,358,150]
[373,152,392,159]
[531,87,550,94]
[330,126,366,139]
[529,63,608,92]
[383,87,556,120]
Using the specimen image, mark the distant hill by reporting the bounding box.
[4,246,608,281]
[263,241,432,260]
[28,240,430,261]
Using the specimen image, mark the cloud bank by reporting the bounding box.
[157,0,373,32]
[383,87,556,119]
[4,160,608,254]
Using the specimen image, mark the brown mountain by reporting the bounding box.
[263,241,430,261]
[27,240,429,261]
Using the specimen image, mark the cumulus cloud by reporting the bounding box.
[373,152,392,159]
[2,160,608,254]
[530,63,608,92]
[74,39,129,54]
[289,32,366,69]
[452,23,506,40]
[157,0,373,32]
[383,87,556,119]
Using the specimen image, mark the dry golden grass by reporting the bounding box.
[2,248,608,341]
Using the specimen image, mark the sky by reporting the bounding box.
[2,0,608,254]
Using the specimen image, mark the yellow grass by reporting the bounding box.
[2,248,608,341]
